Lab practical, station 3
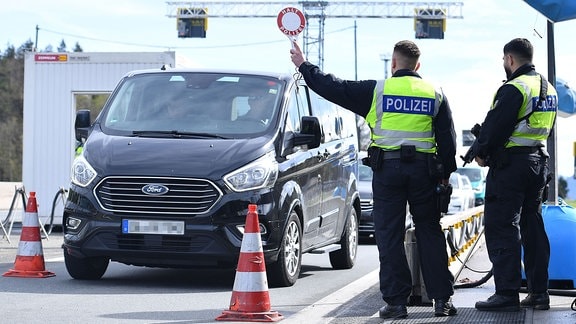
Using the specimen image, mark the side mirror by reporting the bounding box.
[75,110,91,142]
[294,116,321,149]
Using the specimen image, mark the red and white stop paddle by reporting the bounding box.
[277,7,306,48]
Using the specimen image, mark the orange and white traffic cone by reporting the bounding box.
[216,204,283,322]
[3,192,55,278]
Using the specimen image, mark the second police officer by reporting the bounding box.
[474,38,557,312]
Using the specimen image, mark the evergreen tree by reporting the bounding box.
[58,39,67,52]
[73,42,83,52]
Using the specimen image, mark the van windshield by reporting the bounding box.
[101,72,284,138]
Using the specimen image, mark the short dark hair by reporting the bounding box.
[503,38,533,62]
[393,40,420,70]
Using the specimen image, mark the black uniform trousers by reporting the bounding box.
[484,152,550,295]
[372,158,454,306]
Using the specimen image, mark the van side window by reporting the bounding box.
[286,85,311,132]
[296,85,311,117]
[309,91,340,143]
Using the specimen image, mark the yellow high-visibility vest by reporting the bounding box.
[492,73,557,148]
[366,76,441,153]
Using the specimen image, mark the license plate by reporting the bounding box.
[122,219,185,235]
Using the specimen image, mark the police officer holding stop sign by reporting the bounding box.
[290,39,458,320]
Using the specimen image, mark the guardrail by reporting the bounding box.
[406,206,485,305]
[442,206,485,266]
[1,186,28,244]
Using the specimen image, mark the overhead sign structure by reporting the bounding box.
[277,7,306,46]
[177,7,208,38]
[414,8,446,39]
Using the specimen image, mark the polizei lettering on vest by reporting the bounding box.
[382,95,434,116]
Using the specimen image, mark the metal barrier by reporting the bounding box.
[0,186,55,243]
[44,187,68,236]
[406,206,485,305]
[1,186,28,244]
[442,206,485,267]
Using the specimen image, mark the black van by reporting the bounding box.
[63,68,360,287]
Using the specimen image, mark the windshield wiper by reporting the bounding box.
[132,130,229,139]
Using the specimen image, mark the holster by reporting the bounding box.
[436,183,453,213]
[427,154,444,180]
[366,146,383,171]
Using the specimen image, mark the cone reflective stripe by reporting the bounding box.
[216,204,283,322]
[3,192,55,278]
[230,233,270,313]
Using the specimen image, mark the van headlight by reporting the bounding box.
[224,151,278,192]
[71,155,97,187]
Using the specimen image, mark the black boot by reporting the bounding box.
[520,292,550,310]
[475,294,520,312]
[379,304,408,319]
[434,297,457,316]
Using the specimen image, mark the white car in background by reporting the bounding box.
[448,172,476,214]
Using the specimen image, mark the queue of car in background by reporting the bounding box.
[455,166,486,206]
[358,163,375,240]
[447,172,476,214]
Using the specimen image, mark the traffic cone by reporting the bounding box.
[3,192,55,278]
[216,204,283,322]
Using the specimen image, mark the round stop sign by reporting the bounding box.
[277,7,306,36]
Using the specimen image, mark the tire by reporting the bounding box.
[64,248,109,280]
[267,210,302,287]
[329,207,358,269]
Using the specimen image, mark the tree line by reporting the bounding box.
[0,39,82,182]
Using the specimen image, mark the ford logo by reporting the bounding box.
[141,184,169,196]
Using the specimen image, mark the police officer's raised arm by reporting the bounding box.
[290,41,375,117]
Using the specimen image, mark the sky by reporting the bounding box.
[2,0,576,178]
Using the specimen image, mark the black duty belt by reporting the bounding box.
[381,150,429,161]
[506,146,540,154]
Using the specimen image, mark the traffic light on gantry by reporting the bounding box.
[414,8,446,39]
[177,7,207,38]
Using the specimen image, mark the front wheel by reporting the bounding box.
[64,248,109,280]
[267,210,302,287]
[329,207,358,269]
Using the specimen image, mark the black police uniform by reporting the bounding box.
[296,62,458,305]
[476,63,552,296]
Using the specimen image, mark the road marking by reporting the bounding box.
[45,257,64,262]
[284,269,379,323]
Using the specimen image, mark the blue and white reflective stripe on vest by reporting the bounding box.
[498,74,557,148]
[368,78,441,152]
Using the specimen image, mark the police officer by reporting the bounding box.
[290,40,458,319]
[474,38,557,312]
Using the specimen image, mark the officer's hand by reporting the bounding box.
[475,156,486,167]
[290,41,306,68]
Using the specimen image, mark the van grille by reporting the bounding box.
[94,176,222,215]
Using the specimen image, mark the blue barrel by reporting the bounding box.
[522,203,576,288]
[542,204,576,289]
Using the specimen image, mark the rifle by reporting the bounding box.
[460,123,482,166]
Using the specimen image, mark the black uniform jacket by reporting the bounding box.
[297,61,457,179]
[476,64,540,160]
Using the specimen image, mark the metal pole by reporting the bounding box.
[380,53,390,79]
[546,20,558,205]
[35,25,39,52]
[354,20,358,81]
